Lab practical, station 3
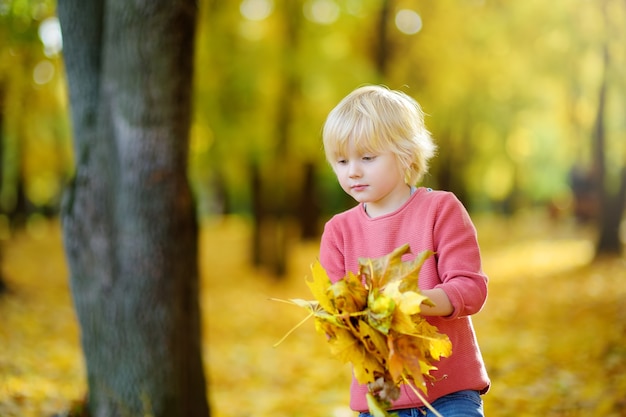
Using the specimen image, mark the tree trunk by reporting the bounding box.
[592,42,623,257]
[0,80,5,294]
[374,0,393,77]
[596,168,626,256]
[298,162,321,240]
[58,1,210,416]
[250,0,302,278]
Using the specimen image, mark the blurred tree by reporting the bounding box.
[58,0,210,416]
[561,0,625,256]
[249,0,303,277]
[1,0,73,239]
[0,79,5,293]
[0,4,38,228]
[374,0,392,77]
[196,0,339,276]
[298,161,322,240]
[591,8,625,256]
[0,1,58,293]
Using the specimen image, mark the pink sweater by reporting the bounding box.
[319,187,490,412]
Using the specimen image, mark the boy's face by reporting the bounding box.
[331,145,410,217]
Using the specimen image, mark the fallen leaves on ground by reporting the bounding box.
[1,213,625,417]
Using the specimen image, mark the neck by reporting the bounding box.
[364,185,413,218]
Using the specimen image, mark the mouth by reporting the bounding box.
[350,184,368,192]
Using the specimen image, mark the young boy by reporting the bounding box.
[319,85,490,416]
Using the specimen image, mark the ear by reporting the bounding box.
[403,162,417,185]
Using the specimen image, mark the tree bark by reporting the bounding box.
[592,42,624,257]
[0,81,5,294]
[298,162,321,240]
[375,0,392,77]
[58,1,210,416]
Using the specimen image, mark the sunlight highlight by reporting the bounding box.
[33,60,55,85]
[240,0,274,21]
[483,158,515,201]
[304,0,340,25]
[395,9,423,35]
[483,239,594,282]
[38,17,62,57]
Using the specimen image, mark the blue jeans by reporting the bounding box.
[358,390,484,417]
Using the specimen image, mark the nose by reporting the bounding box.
[348,161,361,178]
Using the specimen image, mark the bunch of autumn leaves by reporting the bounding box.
[274,244,452,417]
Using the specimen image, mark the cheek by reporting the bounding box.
[333,165,347,177]
[335,170,352,189]
[336,172,350,187]
[391,161,406,179]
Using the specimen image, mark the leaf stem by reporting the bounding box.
[401,375,444,417]
[272,311,315,348]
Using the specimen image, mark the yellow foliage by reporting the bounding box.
[274,244,451,415]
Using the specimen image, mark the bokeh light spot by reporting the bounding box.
[240,0,274,21]
[33,60,55,85]
[395,9,422,35]
[38,17,62,56]
[303,0,340,25]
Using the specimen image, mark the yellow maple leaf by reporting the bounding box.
[358,244,433,293]
[359,244,411,290]
[306,261,337,314]
[274,245,451,417]
[330,273,368,314]
[367,288,396,334]
[366,392,400,417]
[324,324,385,384]
[383,281,433,316]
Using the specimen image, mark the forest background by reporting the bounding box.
[0,0,625,416]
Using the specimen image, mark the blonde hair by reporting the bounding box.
[322,85,436,185]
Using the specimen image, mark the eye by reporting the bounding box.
[362,155,376,161]
[336,158,347,165]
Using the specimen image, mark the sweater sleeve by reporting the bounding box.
[319,219,346,284]
[431,193,488,319]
